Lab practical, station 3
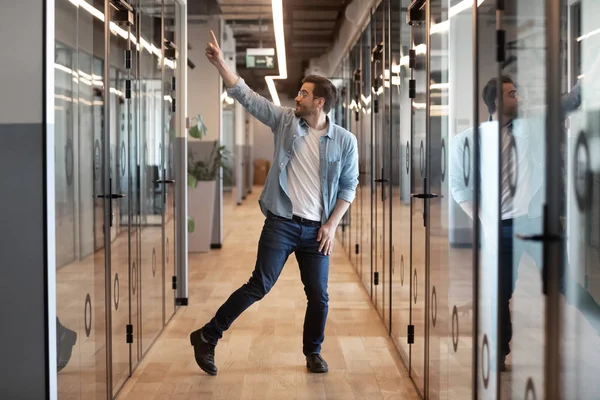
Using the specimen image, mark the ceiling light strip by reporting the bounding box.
[265,0,287,106]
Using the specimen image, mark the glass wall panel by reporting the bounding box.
[138,1,166,357]
[498,1,548,397]
[371,0,389,325]
[427,0,451,397]
[55,0,108,398]
[409,4,428,394]
[444,0,476,398]
[560,0,600,398]
[472,1,500,398]
[349,46,362,274]
[390,0,412,368]
[163,0,178,324]
[361,23,373,296]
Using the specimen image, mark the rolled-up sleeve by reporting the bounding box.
[449,131,473,204]
[227,78,287,132]
[337,135,359,203]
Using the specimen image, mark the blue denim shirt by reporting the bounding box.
[227,78,359,224]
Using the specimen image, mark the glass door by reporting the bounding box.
[162,0,178,324]
[426,0,451,396]
[407,0,428,394]
[55,0,108,398]
[444,0,477,398]
[558,0,600,398]
[371,0,388,324]
[107,3,138,394]
[361,24,374,296]
[390,0,413,369]
[138,0,166,357]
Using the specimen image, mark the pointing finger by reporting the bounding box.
[210,30,220,48]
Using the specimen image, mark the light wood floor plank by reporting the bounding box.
[118,190,420,400]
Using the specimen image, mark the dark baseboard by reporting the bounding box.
[211,243,222,249]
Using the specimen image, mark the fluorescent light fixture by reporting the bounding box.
[430,0,485,35]
[265,0,287,106]
[578,27,600,42]
[430,83,449,90]
[67,0,175,70]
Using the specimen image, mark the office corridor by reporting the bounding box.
[117,189,420,400]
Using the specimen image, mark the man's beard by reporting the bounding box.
[294,105,315,118]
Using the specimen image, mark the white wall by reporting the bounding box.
[187,21,222,142]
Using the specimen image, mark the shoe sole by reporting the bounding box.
[306,363,328,373]
[190,331,218,376]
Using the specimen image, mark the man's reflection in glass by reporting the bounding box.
[449,64,600,371]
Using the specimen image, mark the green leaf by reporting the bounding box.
[189,125,201,139]
[188,216,195,233]
[187,172,197,188]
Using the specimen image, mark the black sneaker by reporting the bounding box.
[57,326,77,372]
[190,329,218,376]
[306,354,328,373]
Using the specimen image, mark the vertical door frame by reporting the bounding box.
[387,0,394,336]
[424,0,431,396]
[545,0,563,397]
[175,0,189,306]
[103,1,114,396]
[471,0,481,398]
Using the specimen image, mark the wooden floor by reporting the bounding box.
[117,189,421,400]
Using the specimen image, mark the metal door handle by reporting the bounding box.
[97,193,126,199]
[516,233,562,242]
[374,178,390,183]
[411,193,439,199]
[154,179,175,184]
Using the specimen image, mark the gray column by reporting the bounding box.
[0,0,57,399]
[235,101,245,205]
[176,0,189,303]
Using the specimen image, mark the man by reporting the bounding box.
[449,75,583,371]
[189,31,359,376]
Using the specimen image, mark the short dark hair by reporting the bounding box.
[302,75,338,113]
[482,75,514,115]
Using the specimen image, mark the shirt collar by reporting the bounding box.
[299,116,336,139]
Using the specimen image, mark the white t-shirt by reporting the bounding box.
[286,126,327,221]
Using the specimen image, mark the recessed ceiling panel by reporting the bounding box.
[292,10,339,20]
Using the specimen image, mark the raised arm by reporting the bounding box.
[205,30,287,131]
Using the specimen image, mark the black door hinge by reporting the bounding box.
[125,79,132,99]
[126,324,133,344]
[497,29,506,63]
[409,79,416,99]
[125,50,132,70]
[409,49,416,69]
[172,76,176,91]
[408,324,415,344]
[355,244,359,254]
[172,98,176,112]
[374,271,379,285]
[172,276,177,290]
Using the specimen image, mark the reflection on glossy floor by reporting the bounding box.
[117,187,420,399]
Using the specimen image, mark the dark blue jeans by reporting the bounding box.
[202,211,330,356]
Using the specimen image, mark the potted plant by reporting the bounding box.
[187,142,231,252]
